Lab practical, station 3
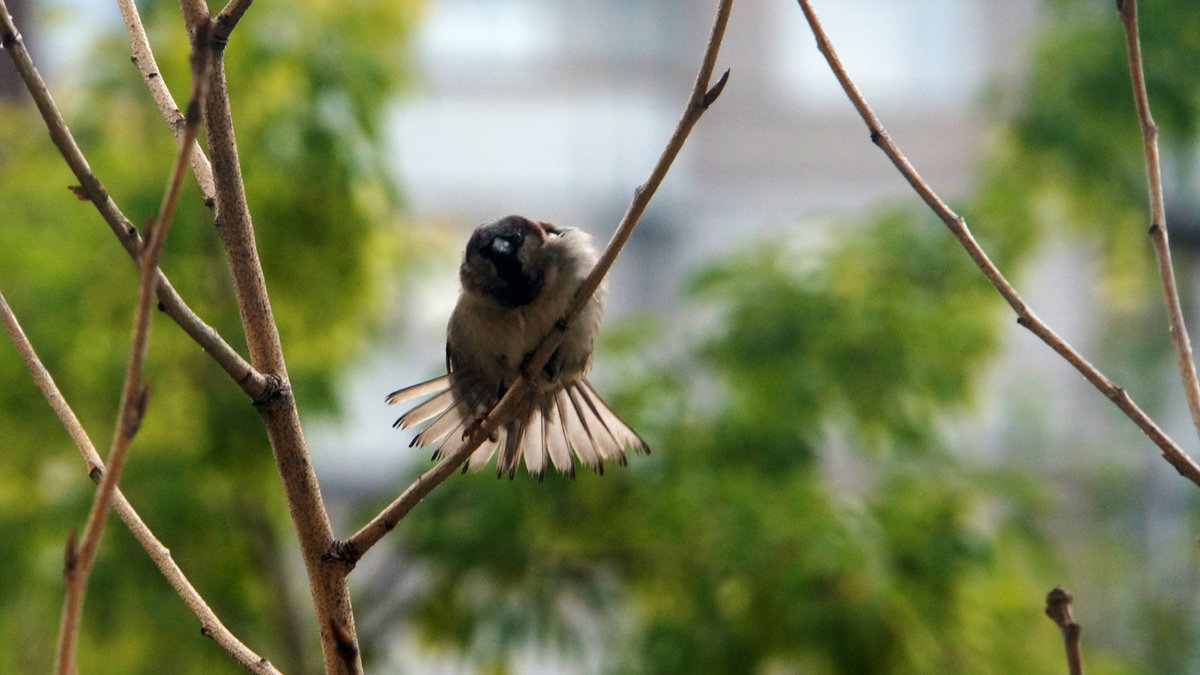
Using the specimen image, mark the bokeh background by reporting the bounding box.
[3,0,1200,672]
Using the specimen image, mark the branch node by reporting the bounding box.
[88,465,103,484]
[325,539,361,568]
[1045,587,1083,674]
[212,17,233,52]
[122,380,151,439]
[251,374,286,407]
[701,68,730,108]
[869,129,883,146]
[1045,587,1074,624]
[63,529,78,575]
[1148,222,1162,236]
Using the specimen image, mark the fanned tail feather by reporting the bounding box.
[389,372,648,478]
[498,394,534,478]
[571,379,649,464]
[542,395,574,477]
[466,429,504,473]
[385,375,451,406]
[556,388,602,474]
[396,387,459,431]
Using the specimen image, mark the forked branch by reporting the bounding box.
[340,0,735,566]
[0,290,279,674]
[55,25,214,674]
[1116,0,1200,446]
[116,0,216,202]
[794,0,1200,487]
[197,5,361,670]
[0,0,267,399]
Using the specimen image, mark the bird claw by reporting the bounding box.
[462,413,487,441]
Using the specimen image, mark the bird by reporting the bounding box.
[386,215,649,479]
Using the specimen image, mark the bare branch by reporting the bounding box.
[198,12,363,669]
[57,28,215,672]
[0,290,280,673]
[1116,0,1200,446]
[794,0,1200,488]
[0,0,268,399]
[116,0,216,203]
[341,0,735,566]
[1045,588,1084,675]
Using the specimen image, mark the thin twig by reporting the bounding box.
[56,28,215,674]
[197,9,364,670]
[1045,588,1084,675]
[0,290,280,674]
[1117,0,1200,446]
[116,0,216,203]
[794,0,1200,488]
[0,1,268,399]
[340,0,735,566]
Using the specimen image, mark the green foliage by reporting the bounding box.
[985,0,1200,297]
[974,7,1200,665]
[0,0,414,671]
[692,211,998,453]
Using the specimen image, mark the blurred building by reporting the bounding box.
[388,0,1043,309]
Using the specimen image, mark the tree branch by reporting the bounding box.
[197,11,362,671]
[1116,0,1200,447]
[116,0,216,204]
[214,0,254,45]
[1045,588,1084,675]
[0,290,280,674]
[339,0,735,567]
[794,0,1200,488]
[0,0,268,400]
[56,28,214,673]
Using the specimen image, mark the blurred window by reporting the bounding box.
[418,0,562,63]
[772,0,984,110]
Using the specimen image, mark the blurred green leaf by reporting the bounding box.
[0,0,415,671]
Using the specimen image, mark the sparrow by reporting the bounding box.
[386,215,649,479]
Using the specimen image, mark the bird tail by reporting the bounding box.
[386,375,649,479]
